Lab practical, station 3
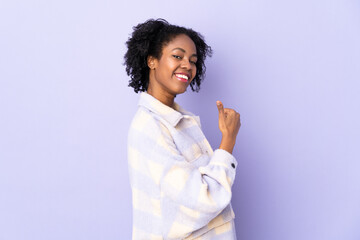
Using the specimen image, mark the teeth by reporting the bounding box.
[176,74,189,80]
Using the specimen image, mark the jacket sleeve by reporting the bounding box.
[128,113,237,238]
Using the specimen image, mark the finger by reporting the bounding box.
[217,101,227,124]
[217,101,225,116]
[224,108,235,112]
[224,108,235,116]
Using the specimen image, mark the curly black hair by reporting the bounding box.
[124,19,212,93]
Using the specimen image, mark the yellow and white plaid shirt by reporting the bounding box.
[128,92,238,239]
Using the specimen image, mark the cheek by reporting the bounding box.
[192,67,197,78]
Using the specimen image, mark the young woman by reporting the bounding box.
[124,19,241,239]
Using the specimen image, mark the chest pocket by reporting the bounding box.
[165,115,210,163]
[181,140,203,163]
[170,127,204,163]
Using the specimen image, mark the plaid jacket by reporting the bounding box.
[128,92,238,239]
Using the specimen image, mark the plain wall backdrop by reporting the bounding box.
[1,0,359,239]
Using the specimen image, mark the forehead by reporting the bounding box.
[163,34,197,54]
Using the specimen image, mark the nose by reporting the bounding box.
[180,58,192,70]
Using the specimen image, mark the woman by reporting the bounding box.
[124,19,241,240]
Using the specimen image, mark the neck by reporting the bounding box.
[147,84,175,108]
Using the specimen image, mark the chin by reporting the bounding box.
[169,85,188,95]
[174,87,188,95]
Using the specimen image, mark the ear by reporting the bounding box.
[147,56,157,70]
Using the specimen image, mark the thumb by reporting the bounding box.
[217,101,225,119]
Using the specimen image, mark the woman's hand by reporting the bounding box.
[217,101,241,154]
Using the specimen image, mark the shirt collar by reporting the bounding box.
[138,92,200,127]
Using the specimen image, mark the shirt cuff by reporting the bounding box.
[212,149,238,170]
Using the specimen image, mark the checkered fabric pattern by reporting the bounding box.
[128,92,238,239]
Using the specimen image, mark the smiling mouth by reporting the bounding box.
[174,73,189,83]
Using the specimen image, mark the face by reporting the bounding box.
[148,34,197,96]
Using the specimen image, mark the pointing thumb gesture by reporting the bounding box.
[217,101,227,132]
[216,100,241,154]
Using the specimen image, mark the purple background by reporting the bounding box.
[1,0,360,239]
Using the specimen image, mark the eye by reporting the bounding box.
[172,55,182,59]
[190,57,197,65]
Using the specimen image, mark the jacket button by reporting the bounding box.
[231,163,235,169]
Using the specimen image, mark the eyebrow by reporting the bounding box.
[172,48,197,57]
